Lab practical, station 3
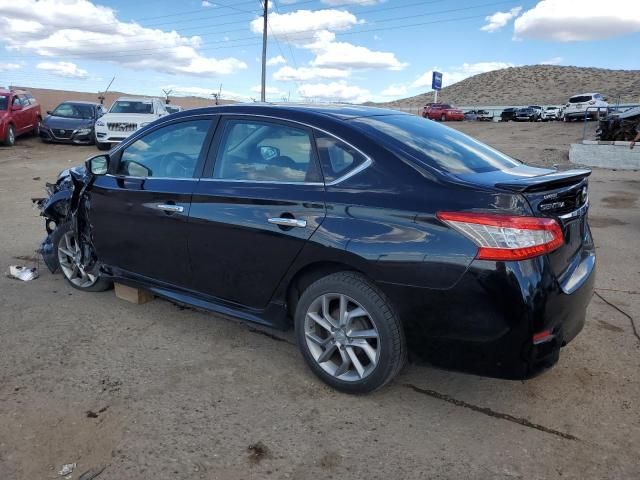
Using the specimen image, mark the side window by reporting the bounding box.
[213,119,321,183]
[118,120,212,178]
[315,133,367,183]
[18,95,29,106]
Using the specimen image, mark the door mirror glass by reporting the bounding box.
[87,155,109,175]
[46,110,52,115]
[259,145,280,162]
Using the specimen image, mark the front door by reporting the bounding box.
[88,117,216,287]
[187,117,326,309]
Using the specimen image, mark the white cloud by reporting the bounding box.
[266,55,287,67]
[309,38,407,70]
[514,0,640,41]
[250,9,360,45]
[412,62,515,89]
[481,7,522,33]
[250,85,285,96]
[297,81,370,103]
[380,84,408,97]
[37,61,88,78]
[540,56,563,65]
[0,0,247,77]
[321,0,379,5]
[273,65,350,82]
[201,0,212,6]
[0,63,22,72]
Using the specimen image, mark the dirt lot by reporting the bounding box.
[1,121,639,480]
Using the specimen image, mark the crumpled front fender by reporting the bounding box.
[41,188,72,226]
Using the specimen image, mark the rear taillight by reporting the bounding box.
[437,212,564,261]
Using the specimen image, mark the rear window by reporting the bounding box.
[569,95,592,103]
[351,114,521,174]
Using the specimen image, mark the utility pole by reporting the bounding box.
[162,88,173,104]
[261,0,268,102]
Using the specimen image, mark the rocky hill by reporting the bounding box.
[373,65,640,108]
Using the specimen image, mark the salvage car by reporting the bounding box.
[40,101,106,145]
[500,107,517,122]
[515,107,539,122]
[542,106,561,121]
[563,93,608,122]
[94,96,167,150]
[37,104,595,393]
[422,103,464,121]
[464,109,492,121]
[0,88,42,146]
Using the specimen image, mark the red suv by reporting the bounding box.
[422,103,464,121]
[0,89,42,146]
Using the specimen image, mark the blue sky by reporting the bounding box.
[1,0,639,102]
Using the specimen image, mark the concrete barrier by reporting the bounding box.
[569,142,640,170]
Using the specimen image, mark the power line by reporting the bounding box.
[2,2,518,61]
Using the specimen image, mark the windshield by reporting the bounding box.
[0,96,7,111]
[351,114,521,174]
[52,103,95,119]
[110,101,153,114]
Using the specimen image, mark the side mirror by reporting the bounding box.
[46,110,53,115]
[86,155,109,175]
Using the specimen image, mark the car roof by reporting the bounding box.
[58,100,100,106]
[115,96,159,102]
[570,93,600,97]
[168,103,410,122]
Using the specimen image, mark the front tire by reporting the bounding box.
[295,272,406,394]
[96,141,111,151]
[440,114,446,122]
[51,222,112,292]
[3,124,15,146]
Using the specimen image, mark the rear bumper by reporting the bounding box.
[380,247,595,380]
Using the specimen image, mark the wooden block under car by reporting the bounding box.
[114,283,154,304]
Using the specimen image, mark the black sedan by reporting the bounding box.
[40,101,105,144]
[37,104,595,393]
[515,107,539,122]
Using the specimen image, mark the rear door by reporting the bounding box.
[13,96,31,133]
[186,116,326,309]
[89,116,216,287]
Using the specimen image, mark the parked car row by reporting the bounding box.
[0,89,186,149]
[499,93,609,123]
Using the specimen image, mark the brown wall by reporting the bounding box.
[10,86,237,114]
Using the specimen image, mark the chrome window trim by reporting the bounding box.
[104,174,199,181]
[199,178,324,186]
[211,113,373,186]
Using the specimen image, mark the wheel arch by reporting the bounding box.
[284,260,366,323]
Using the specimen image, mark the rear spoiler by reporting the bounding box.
[495,169,591,193]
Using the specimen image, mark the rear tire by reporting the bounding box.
[96,141,111,151]
[51,222,112,292]
[3,124,15,146]
[440,114,446,122]
[294,271,406,394]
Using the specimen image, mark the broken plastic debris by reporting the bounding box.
[9,265,39,282]
[58,463,76,476]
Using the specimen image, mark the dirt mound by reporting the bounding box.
[7,86,236,114]
[372,65,640,108]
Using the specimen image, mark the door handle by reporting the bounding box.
[268,217,307,228]
[157,204,184,213]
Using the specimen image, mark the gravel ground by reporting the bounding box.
[0,121,639,480]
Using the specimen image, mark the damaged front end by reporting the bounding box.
[36,165,100,277]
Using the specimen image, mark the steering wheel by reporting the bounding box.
[158,152,193,178]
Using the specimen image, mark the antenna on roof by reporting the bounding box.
[212,84,222,105]
[98,76,115,105]
[162,88,173,104]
